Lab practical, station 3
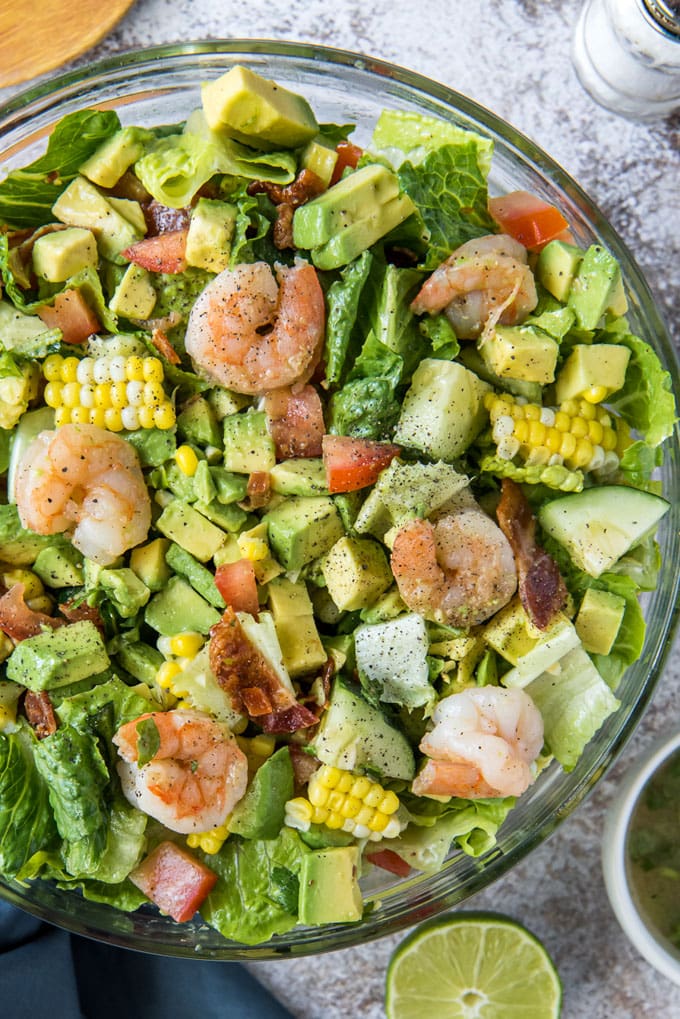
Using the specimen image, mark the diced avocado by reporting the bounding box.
[123,426,176,467]
[359,586,407,625]
[322,536,392,612]
[209,467,248,504]
[6,619,109,691]
[298,845,363,925]
[98,567,151,619]
[501,616,581,688]
[300,137,338,186]
[394,358,491,461]
[33,544,83,588]
[265,496,344,573]
[575,587,626,655]
[294,165,400,249]
[313,675,415,780]
[207,387,251,420]
[538,485,670,578]
[192,460,217,504]
[354,460,469,536]
[554,343,631,403]
[129,538,172,592]
[222,411,276,474]
[194,499,249,535]
[354,613,434,711]
[201,64,318,149]
[535,239,583,302]
[0,503,56,566]
[145,575,221,636]
[108,197,147,234]
[212,534,242,566]
[311,194,416,271]
[115,641,164,686]
[481,596,539,665]
[155,500,226,562]
[298,825,355,850]
[108,263,157,319]
[480,325,559,384]
[270,458,329,497]
[165,542,225,610]
[177,396,222,449]
[32,227,97,282]
[78,126,150,188]
[458,345,542,403]
[568,244,628,329]
[52,176,145,264]
[228,746,294,839]
[185,198,237,273]
[267,576,327,677]
[351,488,393,542]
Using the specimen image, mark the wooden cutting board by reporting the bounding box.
[0,0,135,88]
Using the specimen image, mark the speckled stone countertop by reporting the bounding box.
[1,2,679,1016]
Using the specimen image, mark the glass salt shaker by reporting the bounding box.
[571,0,680,119]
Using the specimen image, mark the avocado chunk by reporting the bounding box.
[201,64,318,150]
[52,176,145,264]
[265,496,344,573]
[535,239,583,302]
[228,746,294,839]
[298,845,363,925]
[394,358,491,461]
[313,675,415,780]
[108,196,147,234]
[481,596,539,665]
[575,587,626,655]
[98,567,151,619]
[185,198,237,273]
[458,345,542,404]
[144,575,221,636]
[500,615,581,689]
[177,396,222,450]
[222,411,276,474]
[33,544,83,588]
[155,500,226,562]
[32,227,97,282]
[300,137,338,186]
[0,503,57,566]
[165,542,225,610]
[6,619,110,691]
[115,641,165,686]
[554,343,631,403]
[322,536,392,612]
[108,263,157,319]
[267,577,328,677]
[79,126,150,188]
[480,324,559,384]
[129,538,172,592]
[270,458,329,497]
[195,499,249,535]
[568,244,628,329]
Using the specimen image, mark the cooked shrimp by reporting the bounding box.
[114,709,248,834]
[410,234,537,338]
[14,423,151,566]
[390,501,518,627]
[185,259,325,394]
[412,687,544,799]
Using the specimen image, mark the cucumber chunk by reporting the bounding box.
[538,485,669,578]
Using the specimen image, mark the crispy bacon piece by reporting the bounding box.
[247,169,326,250]
[0,584,63,642]
[496,478,567,630]
[23,691,58,739]
[288,744,321,793]
[59,597,106,637]
[264,384,325,460]
[245,471,271,510]
[150,326,181,365]
[142,200,192,236]
[209,607,317,733]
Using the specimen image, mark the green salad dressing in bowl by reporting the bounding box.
[0,40,679,960]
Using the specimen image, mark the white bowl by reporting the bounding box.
[602,730,680,985]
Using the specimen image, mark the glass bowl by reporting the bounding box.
[0,40,678,960]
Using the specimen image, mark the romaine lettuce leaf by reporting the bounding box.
[0,298,61,356]
[617,440,664,493]
[397,143,498,269]
[418,314,460,361]
[588,574,646,690]
[604,321,677,447]
[390,796,514,872]
[0,109,121,228]
[328,377,401,441]
[0,728,58,878]
[371,109,494,176]
[607,535,661,592]
[324,250,373,386]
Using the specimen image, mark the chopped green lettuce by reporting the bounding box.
[604,320,676,447]
[588,574,647,690]
[390,796,514,872]
[0,728,58,878]
[0,299,61,356]
[324,250,373,386]
[356,262,425,381]
[617,440,664,493]
[371,109,494,176]
[328,377,401,441]
[418,314,460,361]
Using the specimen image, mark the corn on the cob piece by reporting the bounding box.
[42,353,175,431]
[285,765,403,842]
[186,822,230,855]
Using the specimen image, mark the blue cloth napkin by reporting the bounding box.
[0,901,295,1019]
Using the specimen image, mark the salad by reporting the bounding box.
[0,63,675,945]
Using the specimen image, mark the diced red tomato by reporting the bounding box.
[129,841,217,923]
[329,141,363,186]
[488,191,570,251]
[121,228,188,274]
[0,583,63,641]
[214,559,259,616]
[322,435,401,493]
[37,288,100,345]
[264,384,325,460]
[365,848,411,878]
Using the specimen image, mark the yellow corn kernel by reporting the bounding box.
[514,419,530,443]
[286,798,313,824]
[137,405,156,430]
[61,381,81,408]
[377,790,400,815]
[524,404,541,421]
[308,782,330,808]
[89,407,107,428]
[325,810,345,830]
[582,385,608,404]
[144,381,166,407]
[336,771,354,793]
[94,383,112,409]
[559,432,577,458]
[70,406,91,425]
[143,357,164,383]
[44,381,64,408]
[553,410,571,432]
[587,420,604,445]
[175,444,199,477]
[187,824,229,855]
[169,632,203,658]
[339,796,362,819]
[369,810,389,833]
[569,417,588,438]
[250,734,276,758]
[355,804,376,827]
[362,785,385,809]
[43,354,64,382]
[104,407,123,432]
[109,381,129,409]
[154,403,176,430]
[602,426,618,452]
[126,356,145,382]
[319,766,342,789]
[326,790,346,813]
[55,407,71,427]
[545,427,563,453]
[560,400,580,417]
[156,660,183,690]
[509,402,526,420]
[60,357,80,383]
[350,776,372,800]
[576,400,596,421]
[528,420,546,446]
[237,534,269,561]
[2,569,44,600]
[571,438,594,468]
[311,805,329,824]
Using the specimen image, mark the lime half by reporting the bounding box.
[385,912,562,1019]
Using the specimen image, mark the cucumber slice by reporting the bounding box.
[538,485,669,578]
